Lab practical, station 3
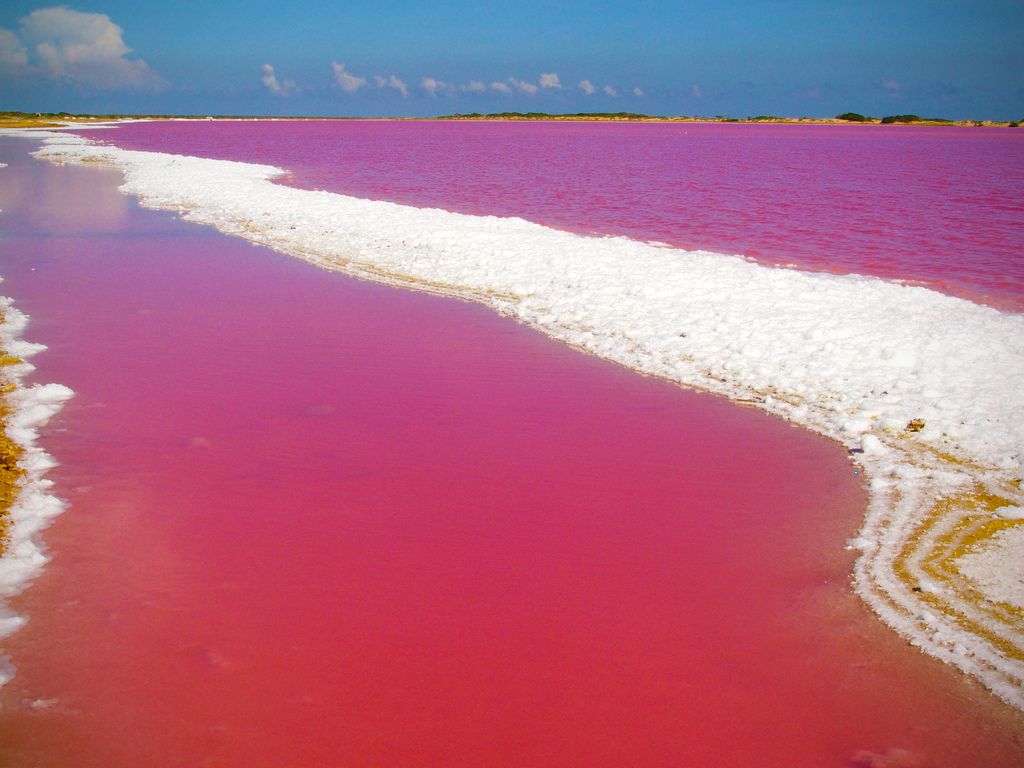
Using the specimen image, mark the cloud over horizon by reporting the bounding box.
[295,61,645,106]
[881,79,902,98]
[1,5,164,90]
[0,27,28,72]
[261,64,298,96]
[331,61,366,92]
[508,77,538,95]
[421,76,444,96]
[374,73,409,97]
[539,72,561,89]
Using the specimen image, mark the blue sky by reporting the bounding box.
[1,1,1022,118]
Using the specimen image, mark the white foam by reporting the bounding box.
[12,128,1024,709]
[0,288,74,670]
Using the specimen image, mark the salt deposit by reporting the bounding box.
[0,285,73,685]
[8,127,1024,708]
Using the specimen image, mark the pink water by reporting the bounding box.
[102,119,1024,310]
[0,138,1022,767]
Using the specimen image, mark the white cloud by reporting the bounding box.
[691,84,704,98]
[331,61,366,92]
[509,77,538,95]
[261,63,298,96]
[603,84,619,97]
[0,27,28,73]
[579,79,596,95]
[421,76,445,96]
[539,72,561,89]
[490,81,511,93]
[375,73,409,97]
[14,6,164,89]
[461,80,487,93]
[632,87,644,97]
[882,79,901,97]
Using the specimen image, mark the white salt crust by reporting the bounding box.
[957,528,1024,610]
[0,285,74,686]
[10,127,1024,708]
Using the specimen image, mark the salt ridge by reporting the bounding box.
[0,283,74,685]
[14,127,1024,708]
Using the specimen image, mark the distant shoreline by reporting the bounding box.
[1,110,1020,129]
[435,112,1020,127]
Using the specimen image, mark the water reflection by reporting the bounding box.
[0,143,129,235]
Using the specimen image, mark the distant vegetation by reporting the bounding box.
[3,109,1019,128]
[441,111,1013,127]
[879,114,956,125]
[835,113,965,126]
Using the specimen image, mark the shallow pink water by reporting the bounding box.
[103,120,1024,310]
[1,141,1022,765]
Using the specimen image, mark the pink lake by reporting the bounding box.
[101,119,1024,311]
[0,134,1021,766]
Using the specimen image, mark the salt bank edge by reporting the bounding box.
[7,126,1024,710]
[0,281,74,683]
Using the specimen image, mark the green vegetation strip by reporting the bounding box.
[3,111,1019,127]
